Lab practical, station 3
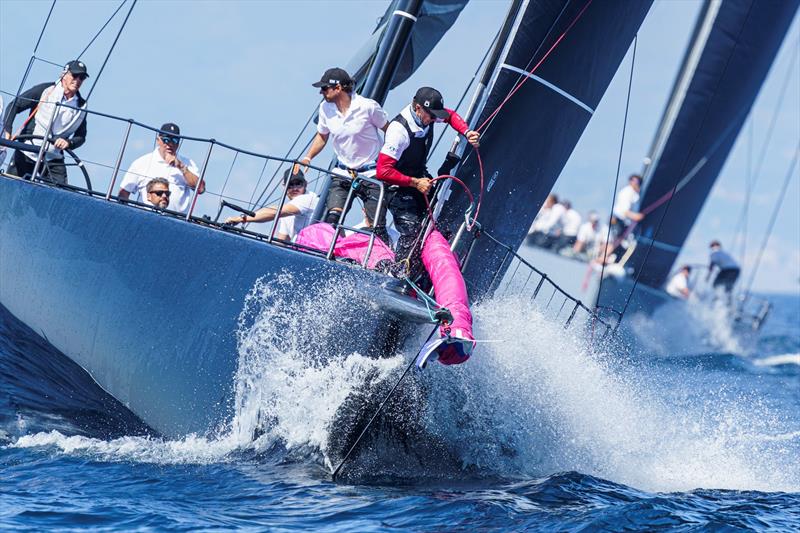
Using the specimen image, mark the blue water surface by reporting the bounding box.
[1,294,799,531]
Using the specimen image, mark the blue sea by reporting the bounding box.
[1,292,799,531]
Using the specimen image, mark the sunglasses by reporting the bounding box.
[149,190,171,198]
[159,135,180,145]
[287,181,305,189]
[320,85,336,92]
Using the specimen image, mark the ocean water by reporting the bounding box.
[1,287,799,531]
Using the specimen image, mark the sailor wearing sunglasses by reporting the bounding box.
[117,122,204,213]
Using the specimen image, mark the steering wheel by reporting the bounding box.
[13,134,93,191]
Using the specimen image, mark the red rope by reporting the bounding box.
[475,0,594,133]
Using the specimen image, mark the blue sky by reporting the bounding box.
[1,0,797,293]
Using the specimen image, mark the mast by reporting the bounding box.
[625,0,800,290]
[360,0,424,104]
[437,0,652,302]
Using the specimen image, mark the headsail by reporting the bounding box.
[439,0,652,301]
[625,0,800,290]
[346,0,469,89]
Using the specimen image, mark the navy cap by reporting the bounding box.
[312,67,352,88]
[65,60,89,77]
[159,123,180,136]
[414,87,448,119]
[283,168,306,185]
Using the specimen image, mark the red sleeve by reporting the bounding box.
[377,153,413,187]
[445,108,469,136]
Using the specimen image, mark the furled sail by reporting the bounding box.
[346,0,468,88]
[625,0,800,289]
[438,0,652,301]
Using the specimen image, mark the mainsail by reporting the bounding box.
[625,0,800,290]
[438,0,652,301]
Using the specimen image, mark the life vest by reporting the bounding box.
[392,113,433,179]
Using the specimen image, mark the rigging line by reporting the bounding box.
[76,0,128,60]
[742,143,799,299]
[730,36,799,252]
[218,151,239,202]
[593,34,637,337]
[2,0,57,135]
[85,0,137,100]
[476,0,593,133]
[248,104,318,210]
[614,1,757,328]
[331,324,440,482]
[427,27,500,162]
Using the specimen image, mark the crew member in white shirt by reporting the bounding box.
[573,211,601,257]
[555,199,582,250]
[611,174,644,239]
[666,265,692,299]
[298,68,388,226]
[117,123,204,213]
[527,194,565,248]
[226,169,319,241]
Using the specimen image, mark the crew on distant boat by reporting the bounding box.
[666,265,692,299]
[375,86,480,268]
[226,169,319,241]
[610,174,644,239]
[527,194,564,247]
[572,211,602,258]
[298,68,389,227]
[555,199,582,250]
[117,123,204,213]
[2,60,89,185]
[707,240,740,295]
[145,178,172,210]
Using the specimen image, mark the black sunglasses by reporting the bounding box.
[159,135,180,145]
[149,190,171,197]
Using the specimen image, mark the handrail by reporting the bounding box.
[0,89,391,274]
[473,226,618,337]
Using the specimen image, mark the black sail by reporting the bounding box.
[347,0,469,88]
[625,0,799,290]
[438,0,652,301]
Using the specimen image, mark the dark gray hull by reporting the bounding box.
[0,176,431,438]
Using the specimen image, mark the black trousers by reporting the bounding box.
[324,175,376,224]
[367,185,427,264]
[8,149,68,185]
[713,268,740,293]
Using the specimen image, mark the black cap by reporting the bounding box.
[413,87,449,119]
[65,60,89,77]
[283,168,306,185]
[159,123,180,136]
[312,67,352,88]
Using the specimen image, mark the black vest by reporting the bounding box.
[392,113,433,179]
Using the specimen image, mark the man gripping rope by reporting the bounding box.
[375,87,479,270]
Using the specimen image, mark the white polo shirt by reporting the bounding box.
[317,93,388,169]
[560,208,582,237]
[119,148,200,214]
[532,203,565,234]
[666,272,689,299]
[577,221,597,244]
[276,191,320,240]
[613,185,640,223]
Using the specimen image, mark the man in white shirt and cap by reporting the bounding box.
[666,265,692,299]
[2,60,89,184]
[117,123,204,214]
[226,169,319,241]
[299,67,389,228]
[572,211,601,258]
